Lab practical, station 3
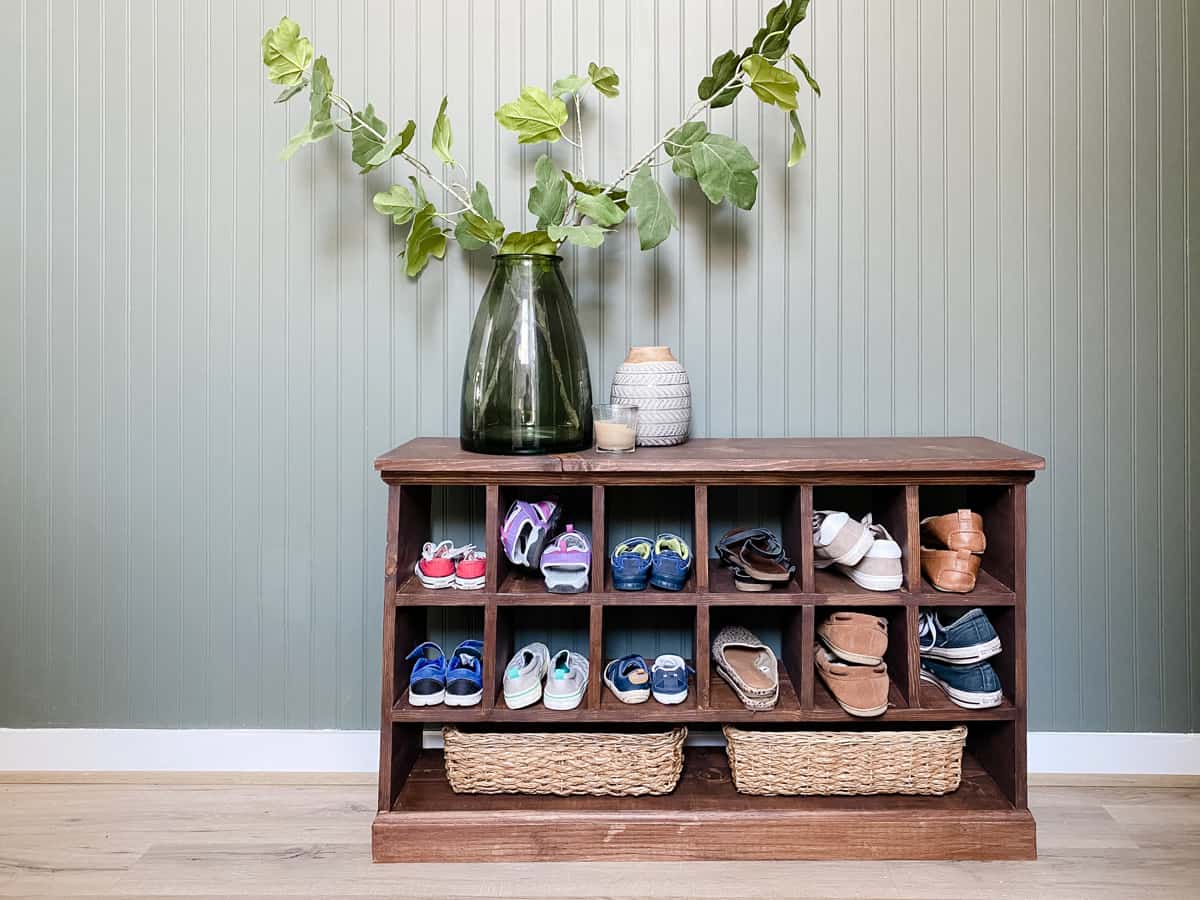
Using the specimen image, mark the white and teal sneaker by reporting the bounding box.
[543,649,590,710]
[502,642,550,709]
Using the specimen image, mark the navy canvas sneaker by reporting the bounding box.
[918,608,1001,663]
[920,657,1003,709]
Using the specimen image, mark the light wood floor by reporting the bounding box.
[2,775,1198,898]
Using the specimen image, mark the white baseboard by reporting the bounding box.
[1,728,1197,776]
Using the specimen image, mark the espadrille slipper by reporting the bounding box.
[712,625,779,710]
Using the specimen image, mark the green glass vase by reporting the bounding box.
[460,254,593,454]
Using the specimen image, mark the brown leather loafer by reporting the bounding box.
[921,509,986,554]
[814,644,889,717]
[817,611,888,665]
[921,547,981,593]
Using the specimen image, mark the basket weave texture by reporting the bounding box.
[442,727,688,796]
[723,725,967,796]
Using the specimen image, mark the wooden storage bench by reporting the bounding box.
[371,437,1044,862]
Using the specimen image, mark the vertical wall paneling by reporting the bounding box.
[0,0,1195,733]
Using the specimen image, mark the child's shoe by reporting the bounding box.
[414,540,463,589]
[539,526,591,593]
[611,537,654,590]
[453,548,487,590]
[543,649,589,710]
[503,642,550,709]
[603,654,651,703]
[500,500,561,567]
[404,641,447,706]
[650,654,693,704]
[650,533,692,591]
[444,640,484,706]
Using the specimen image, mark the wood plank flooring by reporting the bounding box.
[1,776,1198,898]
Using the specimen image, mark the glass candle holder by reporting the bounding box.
[592,404,638,453]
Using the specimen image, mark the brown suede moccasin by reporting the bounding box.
[921,509,986,554]
[921,547,981,593]
[817,611,889,665]
[814,644,889,717]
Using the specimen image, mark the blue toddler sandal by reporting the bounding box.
[651,533,693,591]
[404,641,447,706]
[444,639,484,707]
[611,537,654,590]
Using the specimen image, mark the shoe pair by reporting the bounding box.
[814,612,890,717]
[405,640,483,707]
[920,509,986,593]
[812,512,903,592]
[715,528,795,591]
[604,654,692,704]
[918,608,1003,708]
[610,534,693,591]
[503,643,590,710]
[414,541,486,590]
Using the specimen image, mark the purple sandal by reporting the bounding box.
[500,500,561,567]
[540,525,592,593]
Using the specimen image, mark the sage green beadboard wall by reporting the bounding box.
[0,0,1197,732]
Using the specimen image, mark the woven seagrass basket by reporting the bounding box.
[442,727,688,796]
[723,725,967,796]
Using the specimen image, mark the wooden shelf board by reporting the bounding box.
[373,748,1035,861]
[916,681,1019,719]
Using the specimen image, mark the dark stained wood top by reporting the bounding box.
[374,436,1045,476]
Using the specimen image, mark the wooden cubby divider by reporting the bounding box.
[373,437,1044,862]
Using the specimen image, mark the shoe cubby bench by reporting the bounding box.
[373,437,1044,862]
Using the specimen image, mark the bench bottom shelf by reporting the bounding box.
[372,748,1036,862]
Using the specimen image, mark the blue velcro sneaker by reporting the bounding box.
[918,608,1001,663]
[444,640,484,707]
[611,537,654,590]
[650,654,693,705]
[603,654,651,704]
[404,641,447,706]
[920,657,1003,709]
[650,533,693,591]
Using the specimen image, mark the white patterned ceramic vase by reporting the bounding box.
[609,346,692,447]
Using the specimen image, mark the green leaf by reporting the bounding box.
[587,62,620,98]
[628,165,676,251]
[366,120,416,167]
[372,184,418,225]
[788,0,812,28]
[308,56,333,123]
[431,96,454,166]
[548,223,609,248]
[790,53,821,97]
[697,49,743,108]
[470,181,495,221]
[274,80,307,103]
[350,104,389,172]
[499,230,559,255]
[551,74,588,97]
[495,86,569,144]
[691,133,759,209]
[409,175,428,207]
[575,191,626,227]
[787,110,806,167]
[403,204,447,277]
[664,122,708,179]
[562,171,628,209]
[528,154,568,230]
[454,211,505,251]
[279,118,334,161]
[741,54,799,110]
[262,16,313,86]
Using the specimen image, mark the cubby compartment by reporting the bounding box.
[394,485,488,597]
[391,605,486,718]
[916,606,1018,717]
[706,485,806,594]
[496,485,595,595]
[813,606,913,719]
[600,605,697,714]
[811,485,913,596]
[602,485,697,594]
[707,604,806,713]
[493,604,593,713]
[918,485,1016,596]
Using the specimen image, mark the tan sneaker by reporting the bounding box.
[814,644,889,717]
[817,611,889,665]
[921,509,986,554]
